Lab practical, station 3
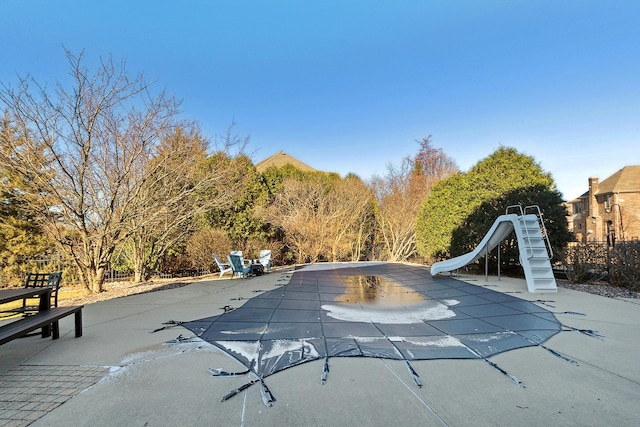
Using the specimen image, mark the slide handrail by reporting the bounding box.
[507,205,535,259]
[525,205,554,259]
[505,205,524,216]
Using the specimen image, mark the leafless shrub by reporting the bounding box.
[187,228,232,273]
[609,240,640,291]
[559,243,608,284]
[560,241,640,290]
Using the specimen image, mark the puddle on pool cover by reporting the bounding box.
[334,275,424,306]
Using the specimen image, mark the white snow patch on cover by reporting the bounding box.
[262,339,320,360]
[404,336,467,348]
[220,325,267,335]
[321,300,457,324]
[464,331,517,342]
[347,336,386,343]
[216,340,261,361]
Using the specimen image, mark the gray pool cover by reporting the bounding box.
[181,262,561,401]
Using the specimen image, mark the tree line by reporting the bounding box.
[0,51,573,292]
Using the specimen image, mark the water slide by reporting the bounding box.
[430,211,557,293]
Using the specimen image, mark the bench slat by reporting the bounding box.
[0,306,83,345]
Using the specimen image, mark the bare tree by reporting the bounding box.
[261,174,373,263]
[262,176,323,263]
[118,125,247,282]
[324,175,374,261]
[186,228,233,273]
[0,50,185,292]
[413,136,459,187]
[372,137,458,261]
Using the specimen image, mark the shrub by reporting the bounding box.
[187,228,232,273]
[559,243,608,284]
[560,240,640,291]
[609,240,640,291]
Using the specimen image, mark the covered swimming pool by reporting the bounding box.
[180,262,563,403]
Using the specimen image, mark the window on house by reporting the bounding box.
[605,194,611,209]
[573,202,583,214]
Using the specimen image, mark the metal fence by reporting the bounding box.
[1,254,208,288]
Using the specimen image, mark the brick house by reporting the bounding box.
[566,165,640,244]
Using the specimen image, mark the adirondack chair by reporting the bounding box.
[228,254,252,279]
[230,250,251,266]
[212,253,233,278]
[259,250,272,273]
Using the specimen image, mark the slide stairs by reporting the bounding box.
[430,205,557,293]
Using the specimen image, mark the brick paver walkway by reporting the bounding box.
[0,365,108,426]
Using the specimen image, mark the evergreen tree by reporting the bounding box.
[450,185,573,273]
[416,146,571,262]
[0,115,53,284]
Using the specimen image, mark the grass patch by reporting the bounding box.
[57,286,91,301]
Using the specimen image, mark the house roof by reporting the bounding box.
[255,151,317,173]
[596,165,640,194]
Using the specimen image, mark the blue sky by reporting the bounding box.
[2,1,639,200]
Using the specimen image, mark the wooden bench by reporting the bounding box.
[0,305,84,346]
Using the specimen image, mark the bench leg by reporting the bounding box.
[74,310,83,337]
[52,320,60,340]
[42,323,51,338]
[39,290,53,338]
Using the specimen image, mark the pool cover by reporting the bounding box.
[181,262,562,398]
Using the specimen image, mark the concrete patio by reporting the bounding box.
[1,263,639,426]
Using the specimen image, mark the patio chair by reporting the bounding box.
[259,250,272,273]
[24,272,62,314]
[213,253,233,279]
[228,254,252,279]
[230,250,251,265]
[0,272,62,319]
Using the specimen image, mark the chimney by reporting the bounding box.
[588,177,599,218]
